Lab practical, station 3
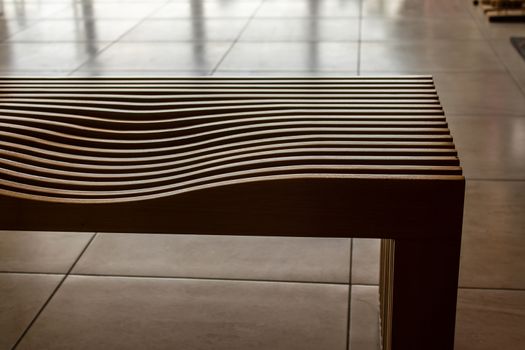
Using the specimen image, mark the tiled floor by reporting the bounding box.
[1,0,525,349]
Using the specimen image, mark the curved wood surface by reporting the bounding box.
[1,76,466,350]
[0,76,462,204]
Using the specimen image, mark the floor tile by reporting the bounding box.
[213,71,361,76]
[0,2,68,19]
[0,273,62,350]
[361,17,483,41]
[255,0,360,18]
[0,19,35,41]
[150,1,262,19]
[351,239,380,285]
[73,233,350,283]
[239,18,360,42]
[120,19,248,42]
[18,275,348,350]
[485,23,525,39]
[0,70,79,76]
[469,9,525,39]
[0,42,109,73]
[7,19,139,42]
[349,285,380,350]
[71,70,210,77]
[0,231,93,273]
[362,0,471,19]
[49,2,165,19]
[455,288,525,350]
[434,72,525,116]
[79,42,231,73]
[459,181,525,289]
[217,42,358,72]
[449,116,525,180]
[360,40,504,73]
[490,39,525,93]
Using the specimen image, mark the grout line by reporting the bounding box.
[346,238,353,350]
[66,0,172,76]
[356,0,363,76]
[484,39,525,98]
[0,3,70,42]
[210,0,265,75]
[0,271,65,276]
[11,232,98,350]
[68,272,350,286]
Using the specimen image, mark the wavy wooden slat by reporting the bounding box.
[1,152,460,186]
[0,103,443,121]
[0,93,441,101]
[0,139,457,173]
[0,76,460,203]
[0,88,439,95]
[0,83,438,90]
[0,97,441,105]
[0,110,445,132]
[0,76,434,83]
[0,98,445,112]
[0,75,433,79]
[0,129,453,158]
[1,125,452,157]
[1,115,448,137]
[1,145,458,176]
[1,161,462,199]
[0,78,435,86]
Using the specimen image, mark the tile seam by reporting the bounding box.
[65,0,173,76]
[210,0,266,75]
[11,232,98,350]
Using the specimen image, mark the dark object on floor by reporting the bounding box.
[475,0,525,21]
[0,76,465,350]
[511,37,525,60]
[489,13,525,21]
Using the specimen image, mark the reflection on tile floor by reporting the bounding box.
[73,233,351,283]
[1,0,525,349]
[448,116,525,179]
[216,42,359,72]
[17,276,349,350]
[350,285,381,350]
[78,42,231,73]
[459,181,525,289]
[360,40,504,72]
[455,289,525,350]
[0,273,62,350]
[0,231,94,273]
[434,72,525,116]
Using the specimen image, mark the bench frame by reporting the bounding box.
[0,76,465,350]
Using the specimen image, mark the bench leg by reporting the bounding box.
[380,237,462,350]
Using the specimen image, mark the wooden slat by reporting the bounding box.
[0,76,460,203]
[0,93,441,100]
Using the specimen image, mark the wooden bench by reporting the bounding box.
[0,76,465,350]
